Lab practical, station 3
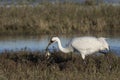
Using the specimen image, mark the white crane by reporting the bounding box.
[46,36,109,60]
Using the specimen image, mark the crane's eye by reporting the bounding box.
[50,40,54,43]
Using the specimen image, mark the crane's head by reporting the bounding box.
[98,37,110,51]
[46,37,59,51]
[50,37,59,43]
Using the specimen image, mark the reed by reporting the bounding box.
[0,3,119,35]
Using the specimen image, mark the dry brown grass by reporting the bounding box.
[0,51,120,80]
[0,3,120,35]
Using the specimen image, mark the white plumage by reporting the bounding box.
[46,36,109,60]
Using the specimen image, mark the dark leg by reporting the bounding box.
[70,52,73,60]
[99,51,109,67]
[83,59,86,65]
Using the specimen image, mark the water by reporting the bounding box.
[0,35,120,55]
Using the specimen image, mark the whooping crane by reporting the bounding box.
[46,36,109,60]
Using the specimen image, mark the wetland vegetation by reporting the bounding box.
[0,2,120,35]
[0,51,120,80]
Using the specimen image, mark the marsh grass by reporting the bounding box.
[0,51,120,80]
[0,3,120,35]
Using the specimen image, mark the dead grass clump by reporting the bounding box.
[0,3,120,35]
[0,51,120,80]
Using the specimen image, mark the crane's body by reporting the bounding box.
[46,36,109,60]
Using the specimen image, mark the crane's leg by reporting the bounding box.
[81,53,86,65]
[70,52,72,60]
[100,51,111,71]
[83,59,87,65]
[81,53,85,60]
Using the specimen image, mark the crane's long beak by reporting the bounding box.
[46,40,54,51]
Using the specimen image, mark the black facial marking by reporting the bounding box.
[50,40,54,43]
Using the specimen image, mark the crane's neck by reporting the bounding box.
[57,39,72,53]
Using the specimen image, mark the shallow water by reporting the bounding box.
[0,35,120,55]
